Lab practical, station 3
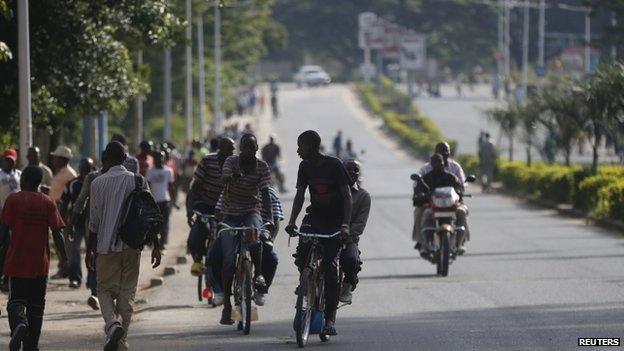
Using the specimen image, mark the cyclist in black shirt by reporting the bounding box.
[286,130,352,336]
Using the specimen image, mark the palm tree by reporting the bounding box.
[487,101,518,161]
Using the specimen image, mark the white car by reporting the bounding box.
[294,65,331,87]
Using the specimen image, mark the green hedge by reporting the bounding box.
[355,79,454,158]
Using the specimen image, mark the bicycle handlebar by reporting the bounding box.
[217,223,271,236]
[292,229,341,238]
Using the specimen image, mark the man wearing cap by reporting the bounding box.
[49,146,77,204]
[0,149,21,212]
[25,147,53,188]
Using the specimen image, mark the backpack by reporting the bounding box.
[117,175,164,250]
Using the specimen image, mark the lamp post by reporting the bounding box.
[18,0,32,166]
[185,0,193,143]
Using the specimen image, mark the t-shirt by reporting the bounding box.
[221,155,271,215]
[1,191,65,278]
[146,166,174,203]
[296,155,350,232]
[261,143,281,166]
[0,168,21,211]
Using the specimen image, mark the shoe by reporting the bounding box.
[190,262,205,277]
[254,292,265,306]
[322,321,337,336]
[9,323,27,351]
[69,280,80,289]
[118,339,130,351]
[88,295,100,311]
[50,271,67,280]
[457,246,467,256]
[339,282,353,304]
[213,293,224,306]
[220,305,234,325]
[414,242,422,251]
[104,323,124,351]
[253,275,266,289]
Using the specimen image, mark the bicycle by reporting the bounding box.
[291,229,343,348]
[192,210,218,305]
[217,222,270,335]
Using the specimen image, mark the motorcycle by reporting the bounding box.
[410,173,475,277]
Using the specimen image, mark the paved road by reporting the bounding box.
[6,85,623,350]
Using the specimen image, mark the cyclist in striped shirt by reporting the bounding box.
[186,137,235,276]
[214,133,274,325]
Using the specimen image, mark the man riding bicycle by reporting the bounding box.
[338,159,371,304]
[213,133,274,325]
[261,135,286,193]
[186,137,234,276]
[285,130,352,336]
[413,142,470,254]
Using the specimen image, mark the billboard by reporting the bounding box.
[399,33,426,70]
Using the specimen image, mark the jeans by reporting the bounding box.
[7,276,47,350]
[157,201,172,246]
[209,212,262,283]
[339,242,361,288]
[186,203,215,259]
[68,223,85,284]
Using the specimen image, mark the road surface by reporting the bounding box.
[4,84,623,350]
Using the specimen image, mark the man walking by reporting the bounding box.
[0,166,68,351]
[86,142,161,351]
[146,151,175,249]
[49,146,77,204]
[25,147,53,188]
[0,149,21,212]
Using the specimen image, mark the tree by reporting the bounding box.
[516,99,541,166]
[487,102,519,161]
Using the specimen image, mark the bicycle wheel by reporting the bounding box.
[241,259,253,335]
[197,274,203,302]
[295,268,313,348]
[317,272,331,343]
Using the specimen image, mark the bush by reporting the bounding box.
[576,174,620,212]
[595,180,624,221]
[496,161,577,204]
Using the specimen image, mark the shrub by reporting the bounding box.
[595,180,624,221]
[576,174,620,212]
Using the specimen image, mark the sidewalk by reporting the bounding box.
[0,206,189,348]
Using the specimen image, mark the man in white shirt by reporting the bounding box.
[0,149,21,212]
[49,146,77,203]
[146,151,175,249]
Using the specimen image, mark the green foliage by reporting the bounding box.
[596,180,624,221]
[456,154,480,177]
[355,78,455,159]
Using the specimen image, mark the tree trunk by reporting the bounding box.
[592,145,599,173]
[565,146,571,166]
[508,134,514,161]
[526,137,532,167]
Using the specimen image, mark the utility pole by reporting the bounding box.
[213,0,222,134]
[134,51,143,148]
[18,0,32,166]
[497,1,504,81]
[185,0,193,143]
[585,12,591,73]
[163,48,172,141]
[197,13,207,138]
[521,1,529,101]
[504,0,511,81]
[611,13,617,61]
[538,0,545,68]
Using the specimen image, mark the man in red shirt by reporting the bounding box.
[0,166,68,351]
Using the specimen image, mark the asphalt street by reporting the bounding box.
[4,85,623,350]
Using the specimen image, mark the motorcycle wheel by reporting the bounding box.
[437,231,450,277]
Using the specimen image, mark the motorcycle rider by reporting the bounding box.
[414,144,470,255]
[338,159,371,304]
[186,137,235,277]
[285,130,352,336]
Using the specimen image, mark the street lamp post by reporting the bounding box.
[213,0,222,134]
[18,0,32,166]
[197,13,207,137]
[538,0,545,68]
[185,0,193,143]
[163,48,172,141]
[521,1,529,101]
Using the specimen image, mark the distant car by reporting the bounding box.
[293,65,331,87]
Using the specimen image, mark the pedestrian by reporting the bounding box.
[340,139,358,162]
[146,151,175,249]
[110,134,140,174]
[49,145,77,204]
[0,149,21,212]
[86,141,162,351]
[479,132,497,192]
[136,140,154,176]
[60,158,95,290]
[25,146,53,188]
[332,130,343,157]
[0,166,68,351]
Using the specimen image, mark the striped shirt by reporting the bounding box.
[221,155,271,215]
[193,154,225,206]
[89,165,146,254]
[216,186,284,222]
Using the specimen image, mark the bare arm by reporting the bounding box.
[261,188,273,223]
[288,187,306,226]
[52,229,68,262]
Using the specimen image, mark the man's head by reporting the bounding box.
[297,130,321,160]
[430,153,444,172]
[2,149,18,173]
[346,139,353,150]
[21,165,43,191]
[218,137,235,158]
[344,159,361,186]
[435,142,451,162]
[154,151,165,168]
[269,135,275,144]
[26,146,40,165]
[239,134,258,158]
[209,138,220,152]
[78,158,95,177]
[50,146,72,171]
[485,132,491,139]
[102,141,127,169]
[139,140,153,154]
[110,134,128,147]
